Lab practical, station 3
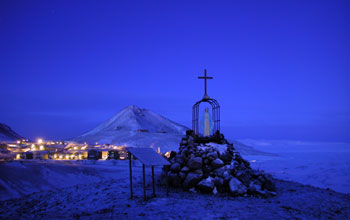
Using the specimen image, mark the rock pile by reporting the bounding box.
[165,131,276,197]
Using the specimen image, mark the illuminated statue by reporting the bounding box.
[204,108,210,136]
[200,107,212,137]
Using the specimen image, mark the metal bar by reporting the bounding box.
[204,69,207,96]
[143,164,146,201]
[165,165,169,196]
[192,105,196,131]
[128,152,133,199]
[196,104,199,135]
[152,166,156,197]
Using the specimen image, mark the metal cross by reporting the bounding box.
[198,69,213,99]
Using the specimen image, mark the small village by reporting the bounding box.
[0,138,129,161]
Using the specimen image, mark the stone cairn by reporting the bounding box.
[165,130,276,197]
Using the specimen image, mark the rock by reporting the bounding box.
[168,151,177,160]
[180,166,190,173]
[207,151,218,160]
[223,171,231,181]
[251,170,263,178]
[188,157,202,170]
[175,154,186,164]
[248,182,263,195]
[183,172,203,189]
[170,162,181,172]
[181,140,188,146]
[213,176,224,187]
[211,158,224,169]
[236,170,250,186]
[230,161,239,169]
[168,173,181,187]
[165,132,276,197]
[196,177,215,193]
[266,191,277,197]
[193,169,203,175]
[219,151,231,163]
[203,165,212,173]
[179,172,187,181]
[242,159,251,169]
[261,174,276,192]
[229,177,247,196]
[182,149,189,156]
[248,182,276,197]
[213,167,227,177]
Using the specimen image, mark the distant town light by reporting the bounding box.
[39,145,44,150]
[37,139,43,144]
[16,140,20,144]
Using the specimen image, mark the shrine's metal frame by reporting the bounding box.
[192,97,220,136]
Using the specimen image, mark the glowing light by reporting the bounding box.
[54,154,57,159]
[74,147,77,150]
[59,155,63,159]
[16,140,20,144]
[37,139,43,144]
[39,145,45,150]
[65,155,69,159]
[164,151,171,158]
[16,154,21,159]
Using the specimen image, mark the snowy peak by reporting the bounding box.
[81,105,188,136]
[0,123,24,142]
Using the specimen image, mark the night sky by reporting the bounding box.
[1,0,349,142]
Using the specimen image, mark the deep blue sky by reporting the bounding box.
[1,0,349,142]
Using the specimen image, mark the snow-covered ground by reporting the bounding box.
[240,140,350,194]
[0,160,126,201]
[0,160,349,219]
[0,139,349,219]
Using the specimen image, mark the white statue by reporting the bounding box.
[204,108,210,137]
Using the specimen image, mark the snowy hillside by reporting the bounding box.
[74,105,189,152]
[0,123,24,142]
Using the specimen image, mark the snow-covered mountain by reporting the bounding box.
[0,123,24,142]
[73,105,189,152]
[84,105,187,135]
